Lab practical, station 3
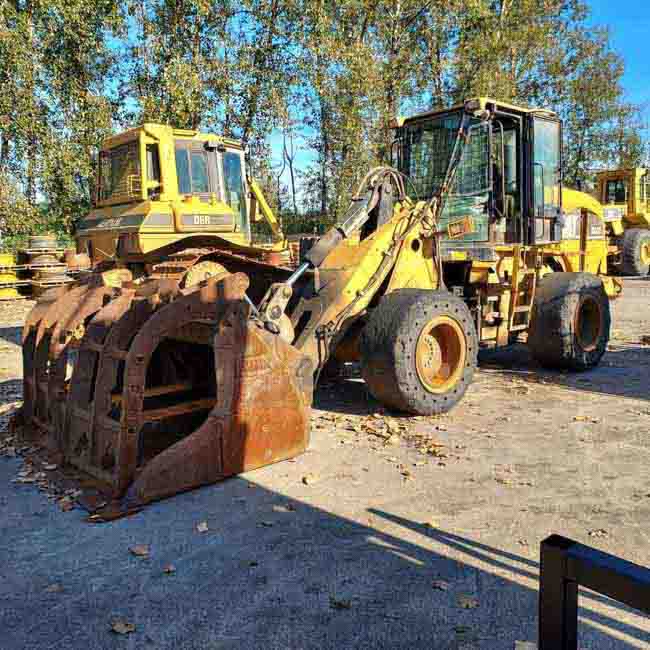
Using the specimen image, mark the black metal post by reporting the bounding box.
[538,534,650,650]
[539,535,578,649]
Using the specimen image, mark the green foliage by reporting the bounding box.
[0,0,646,250]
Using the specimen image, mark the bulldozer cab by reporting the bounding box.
[77,124,283,264]
[395,98,564,255]
[596,168,650,225]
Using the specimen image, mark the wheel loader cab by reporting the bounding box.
[597,168,650,222]
[396,98,564,255]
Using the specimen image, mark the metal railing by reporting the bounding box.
[538,534,650,649]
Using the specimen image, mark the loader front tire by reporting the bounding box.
[621,228,650,276]
[360,290,477,415]
[528,272,610,371]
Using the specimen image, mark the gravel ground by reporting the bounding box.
[1,281,649,649]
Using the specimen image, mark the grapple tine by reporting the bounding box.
[24,284,117,451]
[20,285,71,433]
[63,289,137,482]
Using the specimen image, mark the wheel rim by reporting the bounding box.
[640,240,650,266]
[575,295,602,352]
[415,316,467,394]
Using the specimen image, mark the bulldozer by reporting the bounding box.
[595,167,650,276]
[15,98,618,520]
[76,122,288,286]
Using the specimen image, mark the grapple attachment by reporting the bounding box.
[17,273,313,520]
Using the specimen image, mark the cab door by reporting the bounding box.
[531,117,562,243]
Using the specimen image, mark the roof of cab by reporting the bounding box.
[101,123,244,151]
[395,97,558,127]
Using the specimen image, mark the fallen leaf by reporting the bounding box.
[129,544,150,558]
[458,595,479,609]
[302,473,318,485]
[259,521,274,527]
[329,596,352,610]
[272,504,295,513]
[432,580,450,591]
[163,564,176,574]
[45,583,63,593]
[386,420,401,433]
[588,528,608,538]
[196,521,209,533]
[110,620,136,635]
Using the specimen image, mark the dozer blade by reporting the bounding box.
[15,273,313,520]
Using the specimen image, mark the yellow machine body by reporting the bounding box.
[76,123,285,266]
[595,168,650,275]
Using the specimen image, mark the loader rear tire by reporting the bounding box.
[528,272,610,371]
[359,290,477,415]
[621,228,650,276]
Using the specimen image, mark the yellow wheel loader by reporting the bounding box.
[595,168,650,276]
[15,98,618,520]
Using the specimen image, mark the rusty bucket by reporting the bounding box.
[15,272,313,520]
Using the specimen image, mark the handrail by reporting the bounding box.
[538,534,650,649]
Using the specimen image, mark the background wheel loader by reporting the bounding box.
[15,98,618,520]
[595,168,650,276]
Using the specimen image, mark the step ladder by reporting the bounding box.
[509,246,538,332]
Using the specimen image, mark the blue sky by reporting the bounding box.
[587,0,650,119]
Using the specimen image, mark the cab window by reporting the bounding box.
[222,151,248,232]
[175,146,211,195]
[605,179,627,204]
[146,144,161,198]
[146,145,160,182]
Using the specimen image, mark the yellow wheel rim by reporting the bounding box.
[575,295,602,352]
[415,315,467,394]
[640,241,650,266]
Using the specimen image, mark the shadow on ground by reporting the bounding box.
[479,343,650,402]
[0,326,23,348]
[313,339,650,419]
[1,460,648,650]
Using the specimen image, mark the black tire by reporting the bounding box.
[528,272,610,371]
[621,228,650,276]
[359,289,478,415]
